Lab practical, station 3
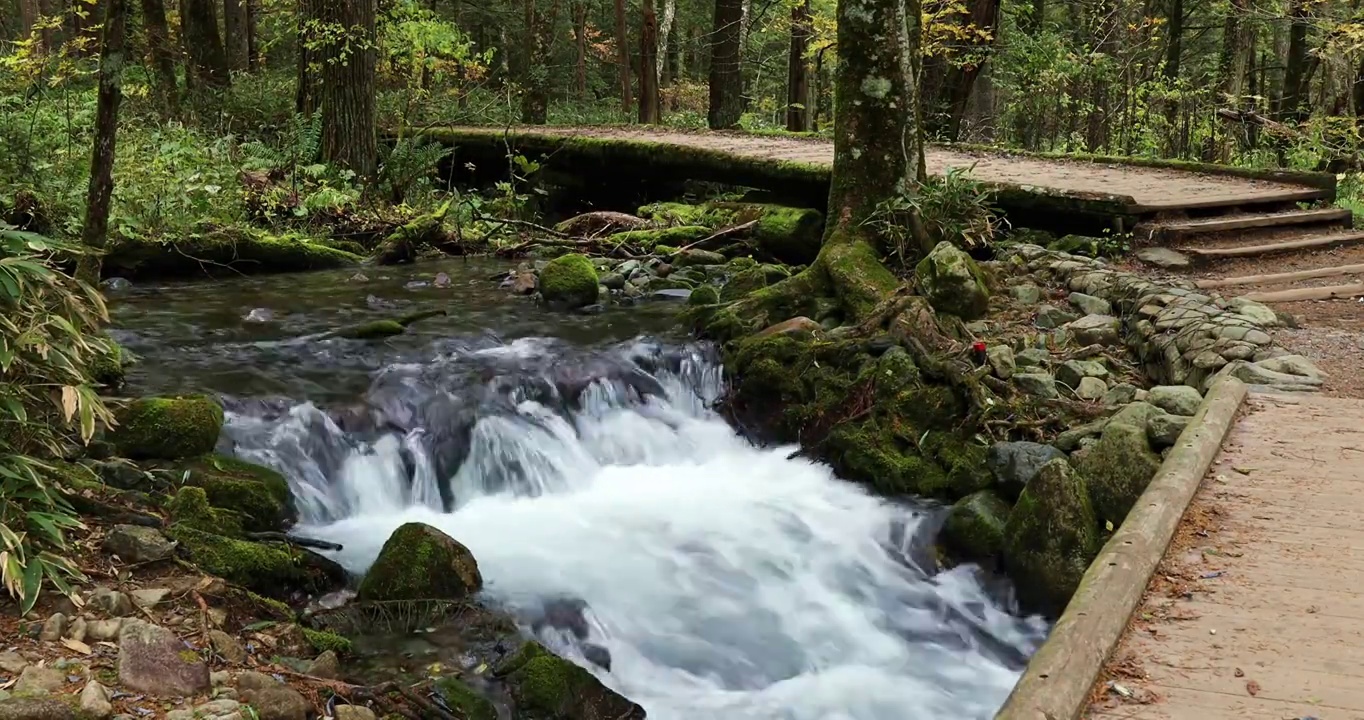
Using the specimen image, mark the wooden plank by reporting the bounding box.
[1195,262,1364,289]
[1091,683,1364,720]
[1240,282,1364,302]
[994,378,1249,720]
[1159,207,1351,235]
[1183,231,1364,259]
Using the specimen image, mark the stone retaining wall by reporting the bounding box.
[1003,244,1323,392]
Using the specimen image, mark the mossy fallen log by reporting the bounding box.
[103,226,361,280]
[372,202,452,265]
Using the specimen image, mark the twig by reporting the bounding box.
[193,590,211,647]
[245,531,343,552]
[673,220,759,254]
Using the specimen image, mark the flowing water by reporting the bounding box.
[111,260,1049,720]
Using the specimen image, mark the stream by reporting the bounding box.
[109,259,1049,720]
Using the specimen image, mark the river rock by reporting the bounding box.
[495,641,646,720]
[86,619,123,642]
[672,249,726,267]
[111,396,223,460]
[1009,283,1042,304]
[357,523,482,602]
[79,682,112,720]
[1067,292,1112,316]
[334,707,377,720]
[755,317,821,339]
[1014,372,1058,399]
[130,588,170,610]
[241,686,309,720]
[1078,422,1162,526]
[915,241,990,320]
[1102,382,1139,406]
[1067,314,1121,346]
[1055,359,1108,390]
[209,630,247,664]
[1075,376,1108,400]
[1003,458,1101,614]
[38,613,66,642]
[101,277,133,292]
[1035,305,1078,329]
[103,525,176,564]
[1107,401,1160,430]
[538,254,598,309]
[1135,247,1190,269]
[0,698,79,720]
[1015,347,1051,368]
[598,273,626,290]
[942,490,1011,560]
[0,651,29,675]
[986,441,1065,499]
[1254,354,1324,380]
[306,651,339,680]
[508,272,537,295]
[88,587,133,617]
[15,666,65,695]
[118,620,210,696]
[1147,385,1203,416]
[986,345,1015,380]
[67,617,87,643]
[1147,412,1190,448]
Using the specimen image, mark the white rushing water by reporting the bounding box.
[223,338,1048,720]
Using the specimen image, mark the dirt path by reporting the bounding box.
[1086,392,1364,720]
[494,126,1321,209]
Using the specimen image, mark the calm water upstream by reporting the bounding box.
[108,259,1047,720]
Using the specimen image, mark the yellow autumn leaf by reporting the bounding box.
[59,385,78,422]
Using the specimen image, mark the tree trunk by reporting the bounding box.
[246,0,259,68]
[139,0,179,113]
[707,0,743,128]
[18,0,36,41]
[295,0,319,115]
[1163,0,1183,79]
[728,0,925,326]
[614,0,632,113]
[784,0,810,131]
[942,0,999,140]
[657,0,675,83]
[317,0,378,178]
[640,0,661,123]
[223,0,249,71]
[573,0,588,97]
[519,0,558,124]
[78,0,131,284]
[183,0,230,88]
[1280,0,1310,121]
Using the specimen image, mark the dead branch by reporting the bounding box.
[673,220,759,254]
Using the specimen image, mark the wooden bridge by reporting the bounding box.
[427,126,1364,305]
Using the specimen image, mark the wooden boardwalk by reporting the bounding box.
[1087,392,1364,720]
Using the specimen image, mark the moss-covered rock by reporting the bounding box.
[942,490,1011,562]
[434,677,497,720]
[747,204,824,265]
[636,202,733,227]
[719,266,772,302]
[103,226,360,280]
[917,433,993,499]
[112,396,224,460]
[672,248,726,267]
[89,339,130,390]
[607,225,712,249]
[538,254,599,309]
[687,285,720,305]
[327,319,406,340]
[174,455,294,532]
[1077,422,1163,526]
[302,627,353,655]
[169,485,244,537]
[494,641,646,720]
[914,241,990,320]
[167,522,346,598]
[1003,458,1101,615]
[357,522,482,602]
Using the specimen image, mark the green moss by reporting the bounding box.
[89,339,130,389]
[819,232,901,321]
[169,485,243,537]
[1002,458,1101,615]
[538,253,599,309]
[719,266,771,302]
[357,522,483,602]
[493,641,643,720]
[174,455,294,532]
[747,205,824,265]
[942,490,1011,562]
[918,432,992,499]
[636,202,734,228]
[112,396,224,460]
[167,523,340,598]
[687,285,720,305]
[1077,422,1162,526]
[607,225,712,248]
[914,242,991,320]
[434,678,497,720]
[42,460,101,491]
[302,627,353,655]
[103,226,360,280]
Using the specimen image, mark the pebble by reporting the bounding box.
[80,680,114,719]
[40,612,67,641]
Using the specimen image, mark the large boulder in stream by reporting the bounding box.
[539,254,599,309]
[111,395,224,460]
[942,490,1011,562]
[357,522,483,601]
[160,454,295,532]
[915,242,990,320]
[1003,458,1101,615]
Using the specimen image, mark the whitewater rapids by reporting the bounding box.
[220,336,1047,720]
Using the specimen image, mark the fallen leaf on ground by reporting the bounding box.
[61,637,92,655]
[1246,680,1260,696]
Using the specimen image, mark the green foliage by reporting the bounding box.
[867,168,1001,272]
[0,228,113,613]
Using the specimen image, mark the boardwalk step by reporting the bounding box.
[1197,263,1364,289]
[1241,282,1364,303]
[1182,231,1364,260]
[1156,207,1352,236]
